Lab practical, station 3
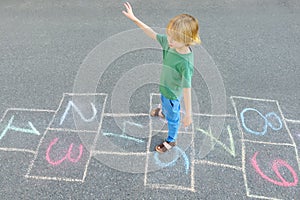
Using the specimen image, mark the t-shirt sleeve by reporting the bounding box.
[156,34,169,50]
[181,61,194,88]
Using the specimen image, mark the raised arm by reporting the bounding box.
[122,2,157,40]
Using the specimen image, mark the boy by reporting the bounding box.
[123,2,201,153]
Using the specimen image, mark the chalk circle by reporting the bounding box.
[154,146,190,174]
[266,112,282,131]
[73,28,227,173]
[240,108,283,135]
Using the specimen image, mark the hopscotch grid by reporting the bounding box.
[194,160,243,171]
[230,97,250,198]
[82,94,108,182]
[2,92,298,197]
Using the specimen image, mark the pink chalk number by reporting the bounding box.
[46,138,83,166]
[251,152,298,187]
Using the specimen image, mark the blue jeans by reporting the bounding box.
[161,94,181,142]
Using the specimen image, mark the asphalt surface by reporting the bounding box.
[0,0,300,199]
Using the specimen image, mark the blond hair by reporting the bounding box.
[166,14,201,46]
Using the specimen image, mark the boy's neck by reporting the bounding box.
[175,46,191,54]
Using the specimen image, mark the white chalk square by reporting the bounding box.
[26,130,95,182]
[50,93,107,132]
[0,109,54,152]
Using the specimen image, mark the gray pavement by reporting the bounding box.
[0,0,300,199]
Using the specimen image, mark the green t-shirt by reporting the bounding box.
[156,34,194,100]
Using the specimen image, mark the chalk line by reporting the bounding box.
[25,175,83,182]
[146,183,195,192]
[150,93,160,96]
[152,129,193,134]
[3,108,55,112]
[0,109,9,122]
[190,120,196,191]
[47,128,98,133]
[92,151,147,156]
[144,94,154,186]
[63,92,108,96]
[0,147,36,154]
[0,108,55,124]
[192,113,234,117]
[230,97,250,199]
[242,139,295,147]
[247,194,282,200]
[284,118,300,124]
[102,132,144,143]
[194,160,242,171]
[104,113,149,117]
[230,96,277,103]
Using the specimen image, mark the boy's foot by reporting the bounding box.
[150,108,165,119]
[155,141,176,153]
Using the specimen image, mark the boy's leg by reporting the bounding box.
[161,95,180,142]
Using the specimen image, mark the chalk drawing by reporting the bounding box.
[197,125,236,157]
[46,137,83,166]
[251,151,298,187]
[1,93,299,198]
[154,146,189,174]
[240,108,282,135]
[103,120,144,143]
[0,115,40,140]
[60,101,97,125]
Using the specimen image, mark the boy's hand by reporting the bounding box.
[182,115,193,127]
[122,2,137,21]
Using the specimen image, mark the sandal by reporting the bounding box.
[155,141,176,153]
[150,108,165,119]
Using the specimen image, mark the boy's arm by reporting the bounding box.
[122,2,157,40]
[183,88,193,127]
